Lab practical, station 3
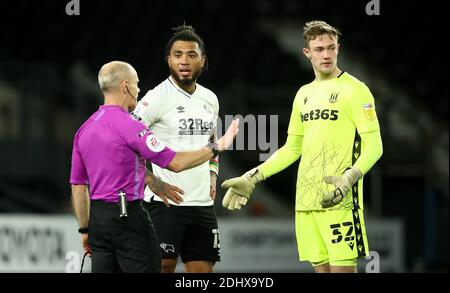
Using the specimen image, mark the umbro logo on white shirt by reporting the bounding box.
[177,106,185,113]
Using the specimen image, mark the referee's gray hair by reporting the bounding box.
[98,61,134,93]
[303,20,341,47]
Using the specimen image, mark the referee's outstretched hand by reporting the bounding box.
[216,119,239,151]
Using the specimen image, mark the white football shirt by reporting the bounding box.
[132,76,219,206]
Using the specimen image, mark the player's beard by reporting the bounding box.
[169,67,202,87]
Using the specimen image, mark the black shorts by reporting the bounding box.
[142,198,221,263]
[88,200,161,273]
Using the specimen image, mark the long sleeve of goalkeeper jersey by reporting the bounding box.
[258,134,303,178]
[353,130,383,175]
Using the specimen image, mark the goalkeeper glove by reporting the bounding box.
[322,167,362,208]
[221,168,265,210]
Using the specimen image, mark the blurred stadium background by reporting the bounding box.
[0,0,447,272]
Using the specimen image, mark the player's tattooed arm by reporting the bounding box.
[145,168,184,207]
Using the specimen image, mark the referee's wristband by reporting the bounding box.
[78,227,89,234]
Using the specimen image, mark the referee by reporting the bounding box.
[70,61,238,273]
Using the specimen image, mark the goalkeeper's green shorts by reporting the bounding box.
[295,209,369,265]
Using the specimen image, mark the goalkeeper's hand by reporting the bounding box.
[221,168,265,210]
[322,167,362,208]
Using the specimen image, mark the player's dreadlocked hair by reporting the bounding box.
[303,20,341,47]
[165,23,208,70]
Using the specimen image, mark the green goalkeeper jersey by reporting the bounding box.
[288,72,380,211]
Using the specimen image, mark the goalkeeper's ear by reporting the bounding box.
[221,178,241,189]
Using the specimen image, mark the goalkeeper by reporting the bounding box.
[221,20,383,273]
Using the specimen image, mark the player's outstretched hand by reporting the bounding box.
[216,119,239,151]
